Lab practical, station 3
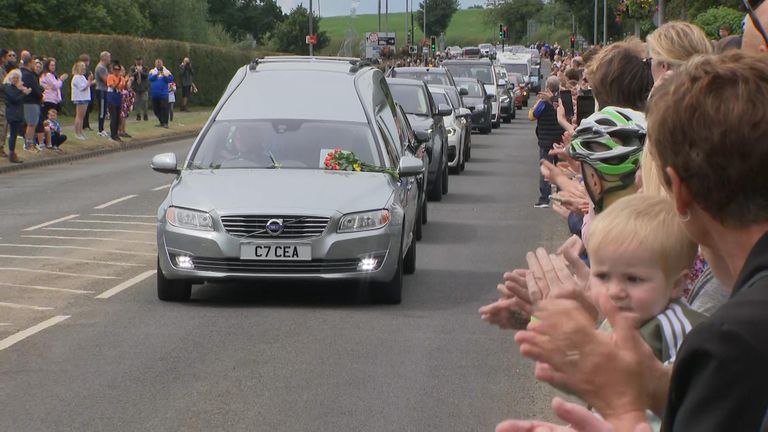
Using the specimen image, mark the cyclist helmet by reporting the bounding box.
[568,106,647,178]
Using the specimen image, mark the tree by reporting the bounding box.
[208,0,284,43]
[415,0,460,37]
[488,0,544,43]
[270,5,329,54]
[693,6,744,37]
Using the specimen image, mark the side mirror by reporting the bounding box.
[414,130,430,144]
[151,153,180,175]
[456,107,471,118]
[459,87,469,96]
[498,79,507,86]
[467,105,476,112]
[437,104,453,117]
[399,155,424,178]
[486,94,496,102]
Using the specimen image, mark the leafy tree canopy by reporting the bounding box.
[270,5,329,54]
[416,0,461,36]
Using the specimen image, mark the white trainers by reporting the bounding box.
[77,134,87,141]
[97,131,109,138]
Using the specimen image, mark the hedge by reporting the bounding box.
[0,27,275,110]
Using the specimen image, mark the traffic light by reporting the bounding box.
[503,26,508,39]
[570,35,576,49]
[430,35,436,53]
[499,24,503,39]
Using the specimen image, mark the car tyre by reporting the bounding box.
[480,125,491,134]
[510,108,516,120]
[427,166,443,201]
[421,198,428,224]
[442,164,449,194]
[466,138,472,161]
[492,120,500,129]
[414,204,423,241]
[371,242,403,305]
[156,259,191,302]
[403,236,416,275]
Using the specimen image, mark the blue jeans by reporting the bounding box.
[538,146,555,203]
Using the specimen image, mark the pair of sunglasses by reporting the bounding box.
[742,0,768,48]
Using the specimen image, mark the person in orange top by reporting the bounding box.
[105,63,132,142]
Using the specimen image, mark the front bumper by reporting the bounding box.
[447,132,461,167]
[158,215,402,283]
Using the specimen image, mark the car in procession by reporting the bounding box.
[151,57,425,304]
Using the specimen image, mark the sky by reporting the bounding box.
[276,0,483,17]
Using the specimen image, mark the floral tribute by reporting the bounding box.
[615,0,657,21]
[323,148,399,180]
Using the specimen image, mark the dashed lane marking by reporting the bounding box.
[151,184,172,191]
[0,302,54,311]
[43,228,154,235]
[71,220,155,226]
[0,255,145,267]
[0,282,94,294]
[0,315,70,351]
[93,195,138,210]
[22,235,155,245]
[23,214,80,232]
[0,244,154,257]
[0,268,119,279]
[96,270,157,299]
[90,214,155,218]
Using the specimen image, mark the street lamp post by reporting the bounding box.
[594,0,598,45]
[309,0,314,56]
[603,0,607,44]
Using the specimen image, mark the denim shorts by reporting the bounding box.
[23,104,40,126]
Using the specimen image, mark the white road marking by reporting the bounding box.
[0,302,53,311]
[93,194,137,210]
[0,315,70,351]
[22,235,155,245]
[23,214,79,231]
[0,254,144,267]
[0,323,11,326]
[71,220,155,226]
[91,214,155,218]
[151,184,172,191]
[0,282,93,294]
[0,267,118,279]
[96,270,157,299]
[0,244,154,257]
[43,228,154,235]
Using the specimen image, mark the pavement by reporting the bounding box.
[0,114,567,431]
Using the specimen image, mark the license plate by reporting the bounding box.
[240,243,312,261]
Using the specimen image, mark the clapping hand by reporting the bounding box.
[479,269,534,330]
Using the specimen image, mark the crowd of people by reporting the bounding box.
[479,4,768,431]
[0,48,195,164]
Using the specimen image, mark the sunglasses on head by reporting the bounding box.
[742,0,768,48]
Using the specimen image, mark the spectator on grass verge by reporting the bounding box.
[3,69,29,163]
[40,58,68,118]
[43,108,66,151]
[130,57,149,121]
[496,50,768,432]
[19,52,42,151]
[0,48,12,157]
[168,81,176,122]
[33,58,48,150]
[70,61,92,140]
[105,62,126,142]
[118,66,134,138]
[79,54,93,130]
[149,58,173,128]
[94,51,111,138]
[178,56,193,111]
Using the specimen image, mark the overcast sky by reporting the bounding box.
[276,0,484,17]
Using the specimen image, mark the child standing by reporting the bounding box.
[167,82,176,122]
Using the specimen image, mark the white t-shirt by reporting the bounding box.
[71,75,91,102]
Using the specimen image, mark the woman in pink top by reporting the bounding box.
[40,58,68,117]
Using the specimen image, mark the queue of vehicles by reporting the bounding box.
[149,53,536,306]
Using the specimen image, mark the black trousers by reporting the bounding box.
[51,132,67,148]
[84,96,93,129]
[152,96,169,126]
[539,146,556,203]
[95,89,107,132]
[108,103,120,139]
[7,121,22,153]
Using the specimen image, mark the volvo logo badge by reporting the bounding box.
[265,219,284,236]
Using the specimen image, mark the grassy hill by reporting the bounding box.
[317,8,498,55]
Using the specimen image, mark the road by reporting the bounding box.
[0,116,565,431]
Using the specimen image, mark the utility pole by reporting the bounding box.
[594,0,598,45]
[603,0,607,44]
[658,0,664,26]
[309,0,314,56]
[405,0,409,49]
[411,0,415,43]
[423,1,427,63]
[378,0,381,32]
[385,0,389,33]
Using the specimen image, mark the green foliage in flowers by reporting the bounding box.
[694,6,745,38]
[615,0,657,20]
[324,149,399,180]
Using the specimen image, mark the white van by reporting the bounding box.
[497,53,531,85]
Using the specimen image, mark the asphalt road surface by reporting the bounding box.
[0,115,565,431]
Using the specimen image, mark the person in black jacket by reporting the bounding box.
[530,76,565,208]
[3,69,30,163]
[178,57,194,112]
[130,57,149,121]
[19,52,42,151]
